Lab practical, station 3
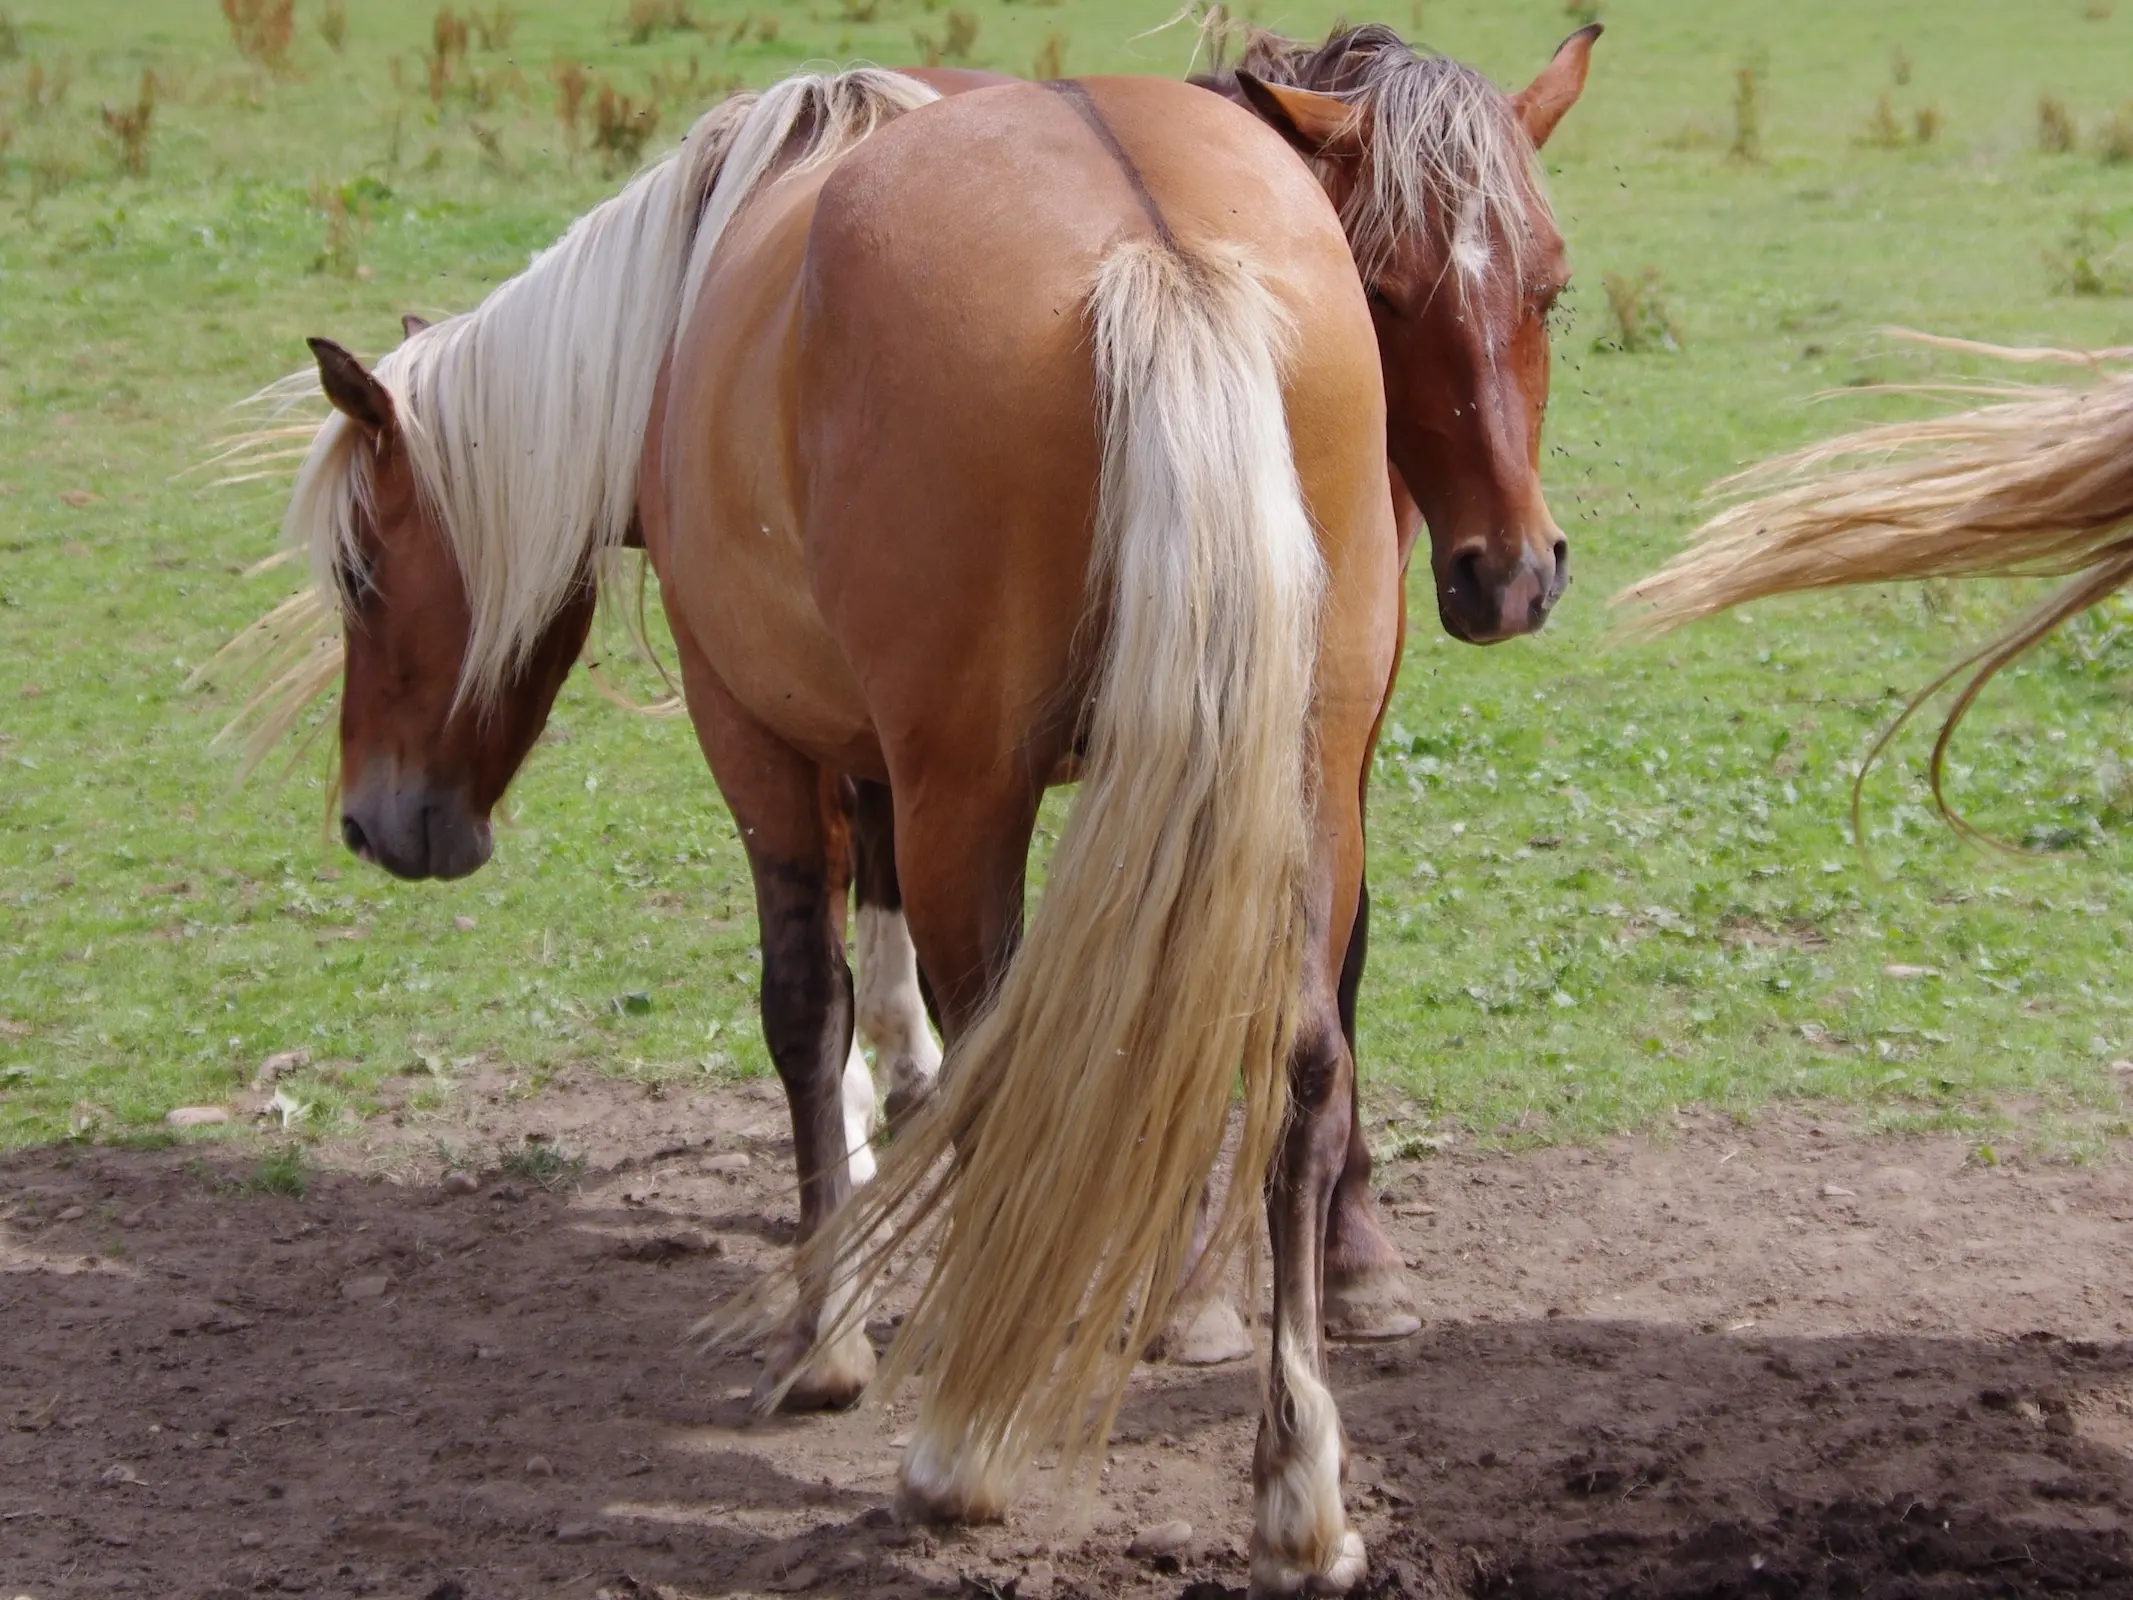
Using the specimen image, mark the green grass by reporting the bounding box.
[4,0,2133,1155]
[247,1141,309,1196]
[495,1134,586,1192]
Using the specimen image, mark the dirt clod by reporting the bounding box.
[1130,1519,1194,1558]
[616,1226,720,1262]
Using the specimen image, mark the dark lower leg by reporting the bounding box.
[1321,878,1419,1341]
[746,843,876,1410]
[668,621,874,1411]
[1252,1015,1364,1593]
[752,853,857,1245]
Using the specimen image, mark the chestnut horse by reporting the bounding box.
[853,24,1600,1352]
[224,30,1590,1590]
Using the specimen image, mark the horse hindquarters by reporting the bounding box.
[798,231,1333,1522]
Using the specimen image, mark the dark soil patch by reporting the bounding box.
[6,1084,2133,1598]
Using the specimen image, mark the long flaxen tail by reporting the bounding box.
[1614,343,2133,837]
[731,236,1326,1512]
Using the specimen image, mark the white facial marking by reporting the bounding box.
[1451,230,1491,283]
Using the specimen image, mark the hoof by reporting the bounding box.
[1153,1294,1254,1366]
[898,1437,1009,1524]
[754,1321,875,1413]
[1322,1264,1420,1342]
[1250,1529,1366,1597]
[882,1065,938,1129]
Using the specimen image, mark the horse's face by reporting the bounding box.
[1364,193,1570,646]
[308,337,594,881]
[1237,27,1597,644]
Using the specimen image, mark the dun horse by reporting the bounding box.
[216,25,1592,1589]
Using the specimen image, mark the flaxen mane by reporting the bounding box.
[197,69,938,763]
[1208,21,1551,286]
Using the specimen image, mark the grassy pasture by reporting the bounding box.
[3,0,2133,1156]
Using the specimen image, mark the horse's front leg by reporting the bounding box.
[673,630,876,1412]
[849,776,943,1125]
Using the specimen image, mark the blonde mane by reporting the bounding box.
[201,68,939,754]
[1218,22,1551,287]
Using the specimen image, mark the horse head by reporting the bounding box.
[1222,24,1598,643]
[306,337,593,880]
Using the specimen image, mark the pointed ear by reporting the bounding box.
[308,337,392,434]
[1511,23,1601,149]
[400,312,432,341]
[1234,72,1365,161]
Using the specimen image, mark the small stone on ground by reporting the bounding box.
[1128,1518,1193,1558]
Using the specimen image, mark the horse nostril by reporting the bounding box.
[340,815,369,857]
[1552,538,1569,578]
[1449,548,1485,602]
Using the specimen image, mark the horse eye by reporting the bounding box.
[335,552,368,609]
[1367,285,1401,318]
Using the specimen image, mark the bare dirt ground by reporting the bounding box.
[8,1072,2133,1600]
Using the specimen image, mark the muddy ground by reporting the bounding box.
[7,1073,2133,1599]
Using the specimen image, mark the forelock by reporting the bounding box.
[1233,25,1556,292]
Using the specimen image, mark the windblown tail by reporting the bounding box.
[1614,343,2133,842]
[1615,352,2133,632]
[738,238,1324,1507]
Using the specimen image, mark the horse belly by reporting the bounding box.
[664,510,883,776]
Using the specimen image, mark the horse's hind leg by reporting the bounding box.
[880,766,1041,1522]
[849,777,942,1123]
[674,645,875,1411]
[1322,880,1422,1342]
[1253,841,1370,1594]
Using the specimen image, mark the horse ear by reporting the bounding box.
[309,337,392,434]
[400,312,431,341]
[1511,23,1601,149]
[1234,72,1365,161]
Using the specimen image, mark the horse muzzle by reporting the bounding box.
[1437,535,1569,644]
[339,779,494,881]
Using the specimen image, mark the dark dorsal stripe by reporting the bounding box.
[1042,79,1176,248]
